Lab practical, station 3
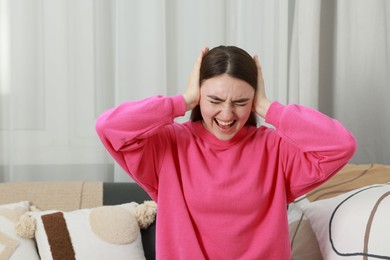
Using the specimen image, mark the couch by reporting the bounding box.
[1,164,390,260]
[0,181,156,260]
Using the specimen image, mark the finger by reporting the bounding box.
[253,55,265,82]
[201,47,209,56]
[193,47,207,71]
[190,47,209,82]
[253,55,262,71]
[198,47,209,63]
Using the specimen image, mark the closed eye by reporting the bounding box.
[206,95,251,106]
[233,98,250,107]
[207,95,224,104]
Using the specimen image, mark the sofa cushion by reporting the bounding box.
[304,164,390,202]
[0,182,102,211]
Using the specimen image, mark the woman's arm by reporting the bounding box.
[96,48,208,196]
[252,54,356,200]
[266,101,357,201]
[96,95,186,197]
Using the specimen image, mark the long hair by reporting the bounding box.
[190,46,258,126]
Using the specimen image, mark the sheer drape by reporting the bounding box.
[1,0,389,182]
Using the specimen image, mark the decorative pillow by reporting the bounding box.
[19,202,156,260]
[0,201,40,260]
[302,183,390,260]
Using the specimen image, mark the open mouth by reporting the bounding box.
[214,119,235,129]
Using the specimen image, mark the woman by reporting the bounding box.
[96,46,356,259]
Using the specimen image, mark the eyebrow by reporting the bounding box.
[232,98,251,103]
[206,95,250,103]
[207,95,225,101]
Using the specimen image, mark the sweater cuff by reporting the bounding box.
[171,95,187,117]
[264,101,284,128]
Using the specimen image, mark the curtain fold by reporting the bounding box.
[333,0,390,163]
[0,0,11,181]
[288,0,321,107]
[0,0,389,182]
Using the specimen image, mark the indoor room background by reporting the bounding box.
[0,0,389,182]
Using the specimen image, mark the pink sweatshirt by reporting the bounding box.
[96,95,356,259]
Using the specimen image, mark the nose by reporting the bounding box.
[219,103,234,120]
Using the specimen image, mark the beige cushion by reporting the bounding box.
[0,181,103,211]
[305,164,390,202]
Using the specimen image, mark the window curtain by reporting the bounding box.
[1,0,389,182]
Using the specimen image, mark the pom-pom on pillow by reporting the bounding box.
[17,201,157,260]
[0,201,40,260]
[136,200,158,229]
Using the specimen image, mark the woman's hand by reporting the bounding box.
[183,47,209,111]
[253,55,272,118]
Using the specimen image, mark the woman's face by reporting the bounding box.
[199,74,255,141]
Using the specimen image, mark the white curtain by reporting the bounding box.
[0,0,389,182]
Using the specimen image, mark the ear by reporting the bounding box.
[135,201,157,229]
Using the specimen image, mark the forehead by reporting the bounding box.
[201,74,254,98]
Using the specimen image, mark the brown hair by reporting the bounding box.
[190,46,258,126]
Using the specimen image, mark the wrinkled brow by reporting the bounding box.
[207,95,225,101]
[206,95,250,103]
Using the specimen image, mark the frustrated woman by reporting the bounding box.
[96,46,357,259]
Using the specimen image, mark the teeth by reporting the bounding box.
[216,119,234,126]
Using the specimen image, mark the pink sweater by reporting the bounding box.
[96,95,356,259]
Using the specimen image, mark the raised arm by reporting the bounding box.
[251,54,356,200]
[266,101,357,201]
[96,48,208,197]
[96,95,186,197]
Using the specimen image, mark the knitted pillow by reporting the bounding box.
[17,201,157,260]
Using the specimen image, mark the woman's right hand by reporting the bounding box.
[183,47,209,111]
[253,55,272,118]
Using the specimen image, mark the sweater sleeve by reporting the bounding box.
[95,95,186,198]
[265,102,357,201]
